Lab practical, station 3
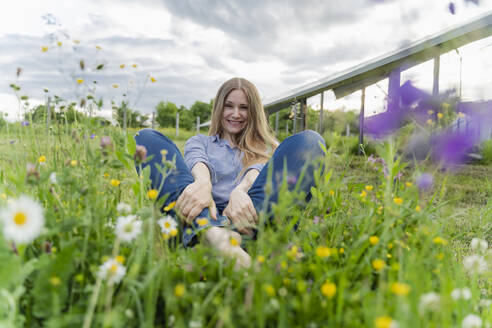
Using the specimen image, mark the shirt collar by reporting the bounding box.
[212,134,236,149]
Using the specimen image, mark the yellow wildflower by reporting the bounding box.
[316,246,331,258]
[405,182,412,187]
[0,193,7,200]
[229,237,239,246]
[339,248,344,254]
[393,197,403,205]
[365,185,373,191]
[116,255,125,264]
[150,77,156,82]
[321,282,336,298]
[75,274,84,282]
[372,259,385,271]
[76,78,84,84]
[390,282,410,296]
[264,284,275,297]
[458,112,466,118]
[436,253,444,260]
[375,316,394,328]
[415,205,421,212]
[57,41,62,46]
[73,40,80,44]
[95,45,102,50]
[329,190,335,196]
[147,189,158,200]
[49,276,61,286]
[196,218,208,226]
[41,46,49,52]
[163,201,176,211]
[369,236,379,245]
[132,64,138,68]
[70,160,77,167]
[437,112,443,119]
[286,245,298,259]
[426,119,434,126]
[360,190,367,197]
[104,172,109,177]
[257,255,265,264]
[112,84,119,88]
[174,284,186,298]
[170,228,178,237]
[432,236,448,245]
[38,155,47,164]
[110,179,121,187]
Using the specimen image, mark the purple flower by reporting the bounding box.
[448,2,456,14]
[313,216,321,224]
[90,133,96,139]
[416,173,433,191]
[287,175,298,186]
[100,136,113,149]
[21,121,29,126]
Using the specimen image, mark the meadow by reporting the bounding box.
[0,121,491,328]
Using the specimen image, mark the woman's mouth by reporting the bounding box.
[227,119,244,127]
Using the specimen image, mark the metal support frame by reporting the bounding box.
[358,88,366,155]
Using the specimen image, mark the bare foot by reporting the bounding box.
[203,226,251,269]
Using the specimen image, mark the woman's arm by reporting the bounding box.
[175,162,217,223]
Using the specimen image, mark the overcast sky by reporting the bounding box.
[1,0,492,121]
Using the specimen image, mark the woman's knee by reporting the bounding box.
[135,128,172,147]
[281,130,325,152]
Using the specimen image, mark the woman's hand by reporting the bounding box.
[175,180,217,224]
[223,188,257,236]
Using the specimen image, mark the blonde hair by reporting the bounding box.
[209,77,278,171]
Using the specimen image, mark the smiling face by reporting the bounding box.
[221,89,249,142]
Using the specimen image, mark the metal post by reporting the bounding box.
[196,116,200,134]
[433,56,440,97]
[286,120,289,135]
[46,96,51,133]
[123,102,127,133]
[151,112,155,129]
[433,56,440,122]
[292,103,297,133]
[300,98,307,131]
[176,112,179,137]
[319,92,324,133]
[388,68,401,112]
[358,88,366,155]
[275,112,279,136]
[346,123,350,136]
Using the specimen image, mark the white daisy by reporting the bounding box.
[419,292,440,314]
[470,238,488,253]
[98,258,126,284]
[49,172,57,184]
[461,314,482,328]
[451,288,472,301]
[157,215,178,235]
[116,202,132,214]
[463,255,488,275]
[115,215,142,242]
[0,195,45,244]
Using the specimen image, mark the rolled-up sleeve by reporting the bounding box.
[184,135,216,182]
[245,163,265,174]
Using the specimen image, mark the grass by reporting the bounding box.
[0,122,490,328]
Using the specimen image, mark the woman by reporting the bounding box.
[135,77,325,267]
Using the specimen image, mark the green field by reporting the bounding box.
[0,123,490,328]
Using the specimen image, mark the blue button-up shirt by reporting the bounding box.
[184,134,264,207]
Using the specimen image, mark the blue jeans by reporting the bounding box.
[135,129,325,246]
